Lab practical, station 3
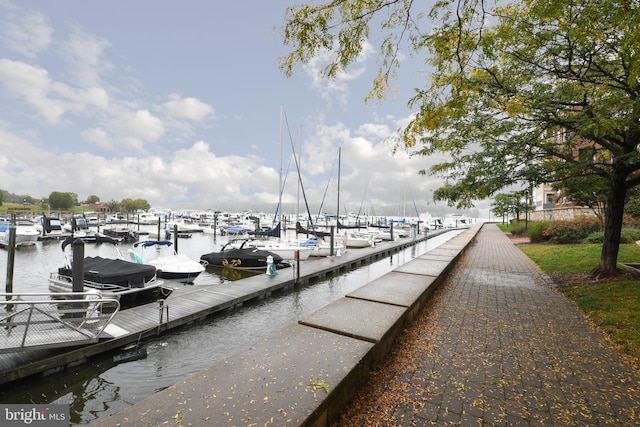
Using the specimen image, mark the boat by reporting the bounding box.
[63,217,100,242]
[0,219,40,247]
[200,240,286,270]
[49,236,168,307]
[129,240,205,283]
[248,222,281,238]
[299,236,346,257]
[136,212,161,225]
[239,237,314,261]
[40,215,68,238]
[296,221,331,238]
[338,230,376,248]
[165,217,203,233]
[102,224,138,241]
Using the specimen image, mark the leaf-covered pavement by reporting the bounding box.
[337,224,640,426]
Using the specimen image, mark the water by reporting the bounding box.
[0,226,462,425]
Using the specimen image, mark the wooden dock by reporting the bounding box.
[0,229,448,386]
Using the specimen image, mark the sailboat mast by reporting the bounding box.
[337,146,341,223]
[276,105,283,226]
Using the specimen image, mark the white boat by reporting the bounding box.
[165,218,203,233]
[298,236,346,257]
[0,219,40,247]
[338,231,375,248]
[136,212,161,225]
[40,215,68,238]
[241,238,314,261]
[102,223,138,241]
[129,240,205,283]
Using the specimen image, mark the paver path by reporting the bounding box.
[339,224,640,426]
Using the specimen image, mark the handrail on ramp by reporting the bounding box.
[0,291,120,353]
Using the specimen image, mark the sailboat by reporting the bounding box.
[332,147,374,248]
[239,106,316,260]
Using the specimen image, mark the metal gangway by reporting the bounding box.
[0,292,120,353]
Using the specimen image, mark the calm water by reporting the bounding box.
[0,226,461,425]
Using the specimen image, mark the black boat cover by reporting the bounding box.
[58,256,157,288]
[200,247,283,269]
[295,221,331,238]
[249,222,281,238]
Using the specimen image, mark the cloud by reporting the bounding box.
[107,109,165,150]
[58,26,113,88]
[303,40,375,106]
[0,59,65,124]
[1,8,53,58]
[162,93,217,122]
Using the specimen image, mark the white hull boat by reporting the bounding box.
[242,239,314,261]
[129,240,205,283]
[0,220,40,247]
[338,231,375,248]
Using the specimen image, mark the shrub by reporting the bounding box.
[542,217,601,243]
[528,220,553,243]
[584,228,640,244]
[623,214,640,229]
[509,219,528,236]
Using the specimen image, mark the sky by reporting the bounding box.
[0,0,489,219]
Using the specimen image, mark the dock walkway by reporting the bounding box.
[0,228,446,386]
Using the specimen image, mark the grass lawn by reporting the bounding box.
[519,242,640,365]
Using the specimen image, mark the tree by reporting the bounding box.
[85,195,100,205]
[280,0,640,277]
[106,199,120,212]
[0,189,3,206]
[48,191,75,210]
[120,198,150,213]
[491,191,533,223]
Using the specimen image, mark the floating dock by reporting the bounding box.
[0,228,452,386]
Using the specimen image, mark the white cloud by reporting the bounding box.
[82,127,112,149]
[0,59,65,124]
[162,93,217,122]
[1,9,53,58]
[108,109,165,149]
[303,40,375,105]
[58,26,112,88]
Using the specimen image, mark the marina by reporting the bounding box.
[0,220,466,425]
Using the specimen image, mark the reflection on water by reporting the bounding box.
[0,227,461,425]
[204,264,262,282]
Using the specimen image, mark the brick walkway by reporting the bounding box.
[341,224,640,426]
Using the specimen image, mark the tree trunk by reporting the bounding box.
[594,174,626,277]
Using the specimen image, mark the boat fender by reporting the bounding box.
[266,255,277,276]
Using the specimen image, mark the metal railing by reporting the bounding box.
[0,291,120,353]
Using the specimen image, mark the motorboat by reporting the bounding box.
[200,240,285,270]
[129,240,205,283]
[338,231,376,248]
[63,217,99,242]
[237,237,314,261]
[136,212,161,225]
[40,215,68,238]
[102,224,138,241]
[0,219,40,247]
[49,236,168,307]
[165,217,203,233]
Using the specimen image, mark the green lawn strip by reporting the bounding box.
[519,243,640,365]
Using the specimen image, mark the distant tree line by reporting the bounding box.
[0,189,149,213]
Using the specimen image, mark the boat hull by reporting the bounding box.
[200,247,284,270]
[48,274,166,307]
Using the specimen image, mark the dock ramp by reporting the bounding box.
[0,292,120,353]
